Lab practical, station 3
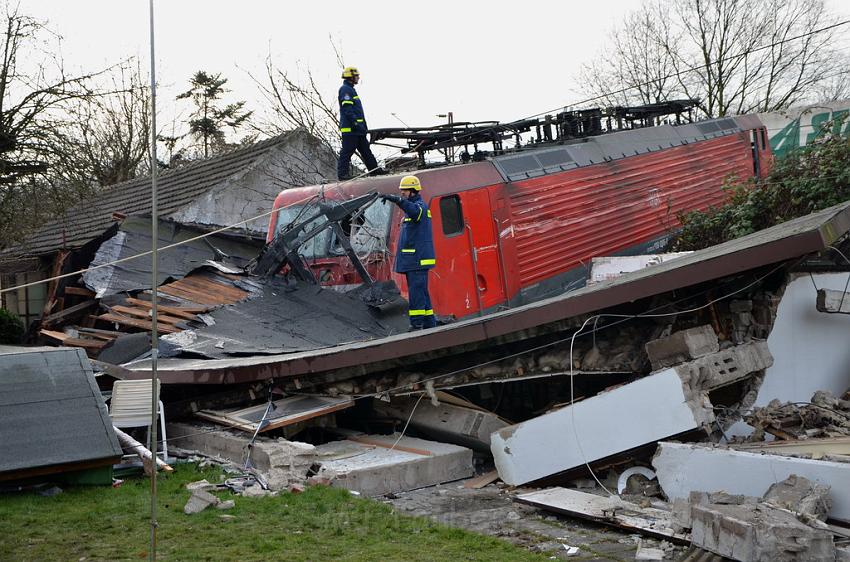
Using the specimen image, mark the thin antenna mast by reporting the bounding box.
[147,1,160,560]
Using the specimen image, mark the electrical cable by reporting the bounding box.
[3,19,849,298]
[386,393,425,453]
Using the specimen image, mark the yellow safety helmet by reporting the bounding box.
[399,175,422,191]
[341,66,360,79]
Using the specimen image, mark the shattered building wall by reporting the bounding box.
[728,272,850,438]
[167,130,336,235]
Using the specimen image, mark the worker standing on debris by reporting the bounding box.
[381,175,437,330]
[337,66,381,180]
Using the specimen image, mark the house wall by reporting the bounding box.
[0,270,48,328]
[728,272,850,437]
[167,132,337,234]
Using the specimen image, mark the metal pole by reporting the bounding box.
[147,1,159,560]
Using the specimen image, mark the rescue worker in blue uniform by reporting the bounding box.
[380,175,437,330]
[337,66,381,180]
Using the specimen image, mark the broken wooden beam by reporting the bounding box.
[97,313,180,334]
[124,297,204,320]
[41,299,97,325]
[108,305,186,326]
[40,329,107,350]
[464,470,500,489]
[62,286,96,297]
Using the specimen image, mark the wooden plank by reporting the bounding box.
[0,455,121,483]
[77,328,123,341]
[158,284,231,306]
[176,275,247,299]
[196,396,354,433]
[515,487,690,543]
[108,305,185,326]
[168,281,246,305]
[97,313,180,334]
[42,299,97,325]
[63,286,96,297]
[464,470,501,489]
[731,437,850,457]
[124,297,204,320]
[39,250,69,322]
[40,329,107,350]
[136,294,210,313]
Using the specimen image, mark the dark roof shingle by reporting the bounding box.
[2,132,296,260]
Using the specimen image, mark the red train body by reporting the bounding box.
[268,115,772,320]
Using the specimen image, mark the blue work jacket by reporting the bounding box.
[339,80,367,136]
[394,194,436,273]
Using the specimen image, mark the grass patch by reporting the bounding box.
[0,463,547,561]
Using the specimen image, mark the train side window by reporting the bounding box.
[440,195,464,236]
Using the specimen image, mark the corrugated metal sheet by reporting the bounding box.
[507,133,753,287]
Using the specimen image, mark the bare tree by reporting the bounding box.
[45,60,151,190]
[0,2,105,248]
[579,2,679,107]
[579,0,848,117]
[248,55,341,157]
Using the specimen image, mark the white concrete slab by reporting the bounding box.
[588,253,693,285]
[491,369,712,486]
[653,442,850,523]
[316,434,473,496]
[515,487,690,542]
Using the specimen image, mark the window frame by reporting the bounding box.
[439,195,465,238]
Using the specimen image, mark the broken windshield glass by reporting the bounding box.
[275,199,391,259]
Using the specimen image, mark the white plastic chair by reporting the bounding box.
[109,379,168,460]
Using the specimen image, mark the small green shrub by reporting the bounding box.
[673,130,850,251]
[0,307,24,344]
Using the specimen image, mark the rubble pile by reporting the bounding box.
[746,391,850,441]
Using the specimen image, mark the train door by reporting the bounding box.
[430,188,506,317]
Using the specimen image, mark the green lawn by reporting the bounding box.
[0,463,547,562]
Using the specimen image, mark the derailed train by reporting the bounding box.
[267,113,772,321]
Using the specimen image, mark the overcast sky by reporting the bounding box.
[25,0,850,149]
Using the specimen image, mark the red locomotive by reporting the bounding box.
[267,108,771,320]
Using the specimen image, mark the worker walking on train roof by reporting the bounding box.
[337,66,382,180]
[380,175,437,330]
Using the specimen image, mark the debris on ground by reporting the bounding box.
[183,488,222,515]
[745,390,850,441]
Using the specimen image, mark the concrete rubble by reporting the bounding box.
[762,475,832,521]
[665,476,838,562]
[644,324,719,371]
[184,488,222,514]
[490,329,773,486]
[371,395,510,452]
[745,391,850,441]
[168,422,316,491]
[690,502,835,561]
[652,442,850,523]
[314,434,474,496]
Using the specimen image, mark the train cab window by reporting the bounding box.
[760,128,767,151]
[330,200,392,256]
[439,195,464,236]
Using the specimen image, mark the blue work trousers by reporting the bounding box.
[405,269,436,329]
[337,134,378,179]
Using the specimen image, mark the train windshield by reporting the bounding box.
[275,199,392,259]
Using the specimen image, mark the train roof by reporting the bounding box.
[275,113,766,205]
